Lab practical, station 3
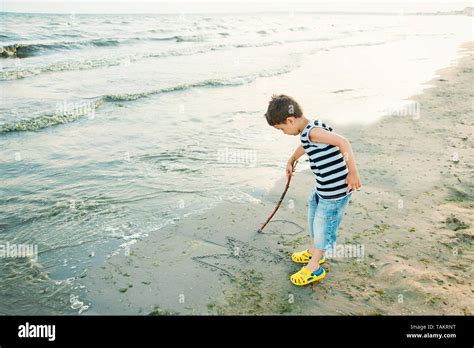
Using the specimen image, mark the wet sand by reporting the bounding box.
[80,41,473,315]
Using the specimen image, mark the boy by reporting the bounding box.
[264,94,362,286]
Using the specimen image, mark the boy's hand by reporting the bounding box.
[286,158,296,179]
[346,170,362,193]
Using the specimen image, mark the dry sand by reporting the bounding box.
[80,41,473,315]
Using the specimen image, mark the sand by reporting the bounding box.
[79,41,473,315]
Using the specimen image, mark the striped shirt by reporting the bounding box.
[300,120,351,200]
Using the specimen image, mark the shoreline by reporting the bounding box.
[79,41,473,315]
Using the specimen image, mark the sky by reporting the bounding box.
[0,0,471,14]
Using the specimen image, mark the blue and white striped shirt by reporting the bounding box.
[300,120,351,199]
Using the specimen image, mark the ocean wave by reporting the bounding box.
[1,35,327,80]
[89,38,121,47]
[102,80,239,102]
[102,66,293,102]
[148,34,207,42]
[0,99,104,133]
[233,36,329,49]
[174,35,205,42]
[1,43,63,58]
[0,33,15,39]
[0,34,209,59]
[0,38,123,58]
[0,44,222,80]
[0,66,294,133]
[0,58,120,80]
[289,26,309,31]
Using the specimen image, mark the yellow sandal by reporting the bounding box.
[291,249,326,264]
[290,266,326,286]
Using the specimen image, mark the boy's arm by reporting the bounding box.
[288,145,305,163]
[309,128,362,193]
[286,145,305,178]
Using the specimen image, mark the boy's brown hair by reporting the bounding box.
[264,94,303,126]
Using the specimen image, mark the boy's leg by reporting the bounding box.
[306,192,352,272]
[307,188,318,241]
[290,189,319,264]
[290,193,352,285]
[306,247,325,271]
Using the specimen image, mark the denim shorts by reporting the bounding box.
[308,187,352,251]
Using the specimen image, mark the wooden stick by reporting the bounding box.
[258,160,298,233]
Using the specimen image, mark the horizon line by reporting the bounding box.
[0,8,470,15]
